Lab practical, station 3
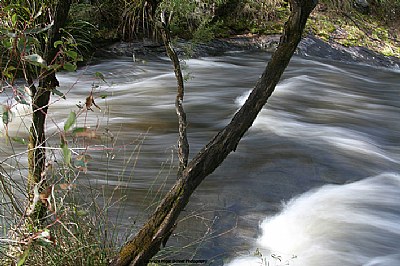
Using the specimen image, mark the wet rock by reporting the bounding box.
[96,35,400,69]
[297,35,400,69]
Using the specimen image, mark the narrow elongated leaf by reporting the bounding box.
[11,137,26,145]
[61,142,71,166]
[2,107,12,125]
[54,40,63,48]
[33,7,43,20]
[25,22,53,35]
[64,111,76,132]
[14,95,29,105]
[52,88,66,99]
[11,14,17,25]
[17,245,31,266]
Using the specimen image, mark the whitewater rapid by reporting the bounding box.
[228,173,400,266]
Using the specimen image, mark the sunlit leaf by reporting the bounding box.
[52,88,66,99]
[54,40,63,48]
[33,7,43,20]
[11,14,17,26]
[64,111,76,132]
[24,54,47,67]
[63,62,77,71]
[11,137,26,145]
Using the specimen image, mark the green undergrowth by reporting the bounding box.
[307,4,400,57]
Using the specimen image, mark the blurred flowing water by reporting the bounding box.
[1,51,399,265]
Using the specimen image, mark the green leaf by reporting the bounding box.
[2,107,12,126]
[61,142,71,166]
[63,62,77,71]
[17,245,31,266]
[54,40,63,48]
[76,210,88,216]
[24,54,47,67]
[65,50,78,60]
[14,95,29,105]
[11,14,17,25]
[11,137,27,145]
[72,127,87,134]
[64,111,76,132]
[95,71,106,82]
[52,88,66,99]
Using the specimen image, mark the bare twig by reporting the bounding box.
[159,11,189,178]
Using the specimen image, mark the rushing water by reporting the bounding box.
[1,51,399,265]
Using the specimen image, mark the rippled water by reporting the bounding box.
[1,51,399,265]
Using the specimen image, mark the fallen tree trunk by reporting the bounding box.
[110,0,317,265]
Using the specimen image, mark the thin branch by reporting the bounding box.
[159,11,189,178]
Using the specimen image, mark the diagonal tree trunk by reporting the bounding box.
[27,0,72,221]
[110,0,317,265]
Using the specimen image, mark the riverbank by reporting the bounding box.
[96,34,400,69]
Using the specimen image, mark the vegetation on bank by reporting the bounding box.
[65,0,400,57]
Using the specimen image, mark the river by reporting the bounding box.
[1,51,399,265]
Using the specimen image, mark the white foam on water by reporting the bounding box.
[234,76,399,164]
[227,173,400,266]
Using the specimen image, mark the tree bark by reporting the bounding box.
[159,12,189,178]
[27,0,72,220]
[110,0,317,265]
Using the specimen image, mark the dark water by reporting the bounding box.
[1,51,399,265]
